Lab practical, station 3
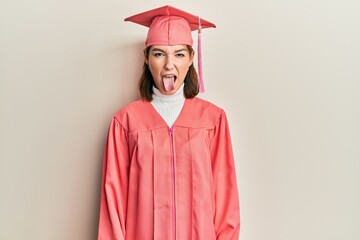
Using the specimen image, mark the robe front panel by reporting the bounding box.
[126,126,216,240]
[173,126,217,240]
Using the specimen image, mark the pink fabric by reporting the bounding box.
[146,16,193,47]
[98,97,240,240]
[124,5,216,47]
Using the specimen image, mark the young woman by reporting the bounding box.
[98,5,240,240]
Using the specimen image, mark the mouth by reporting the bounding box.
[162,74,177,82]
[162,74,177,91]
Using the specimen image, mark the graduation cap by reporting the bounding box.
[124,5,216,93]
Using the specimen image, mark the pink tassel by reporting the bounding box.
[198,17,205,93]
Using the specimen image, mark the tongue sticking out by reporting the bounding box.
[163,76,175,92]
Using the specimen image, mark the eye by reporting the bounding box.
[153,52,165,57]
[176,53,185,57]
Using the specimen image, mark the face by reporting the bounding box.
[145,45,194,95]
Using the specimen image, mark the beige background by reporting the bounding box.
[1,0,359,239]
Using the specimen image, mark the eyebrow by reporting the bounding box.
[151,48,188,53]
[175,48,187,53]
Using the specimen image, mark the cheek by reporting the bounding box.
[180,64,190,75]
[181,59,192,71]
[149,59,164,72]
[149,63,160,76]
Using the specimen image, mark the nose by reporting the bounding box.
[164,56,174,70]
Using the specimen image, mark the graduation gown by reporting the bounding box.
[98,97,240,240]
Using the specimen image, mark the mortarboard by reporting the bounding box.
[124,5,216,92]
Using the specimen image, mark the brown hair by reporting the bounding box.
[139,45,199,101]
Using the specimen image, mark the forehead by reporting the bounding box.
[150,45,188,52]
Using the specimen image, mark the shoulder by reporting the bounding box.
[112,100,152,130]
[189,97,224,113]
[179,97,227,129]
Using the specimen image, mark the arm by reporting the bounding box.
[210,111,240,240]
[98,117,129,240]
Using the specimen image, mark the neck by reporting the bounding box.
[151,83,186,127]
[152,83,185,103]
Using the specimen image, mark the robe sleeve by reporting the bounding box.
[210,111,240,240]
[98,117,129,240]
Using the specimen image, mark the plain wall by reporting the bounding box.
[1,0,359,239]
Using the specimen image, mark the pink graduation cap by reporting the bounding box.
[124,5,216,92]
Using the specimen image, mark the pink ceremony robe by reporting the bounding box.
[98,97,240,240]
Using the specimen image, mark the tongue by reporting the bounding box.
[163,76,175,92]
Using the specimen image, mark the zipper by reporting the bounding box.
[169,127,177,240]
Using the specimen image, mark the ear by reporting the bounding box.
[144,48,149,65]
[189,51,195,67]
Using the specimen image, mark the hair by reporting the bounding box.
[139,45,199,101]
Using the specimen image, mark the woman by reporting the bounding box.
[98,5,240,240]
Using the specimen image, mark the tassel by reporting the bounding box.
[198,17,205,93]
